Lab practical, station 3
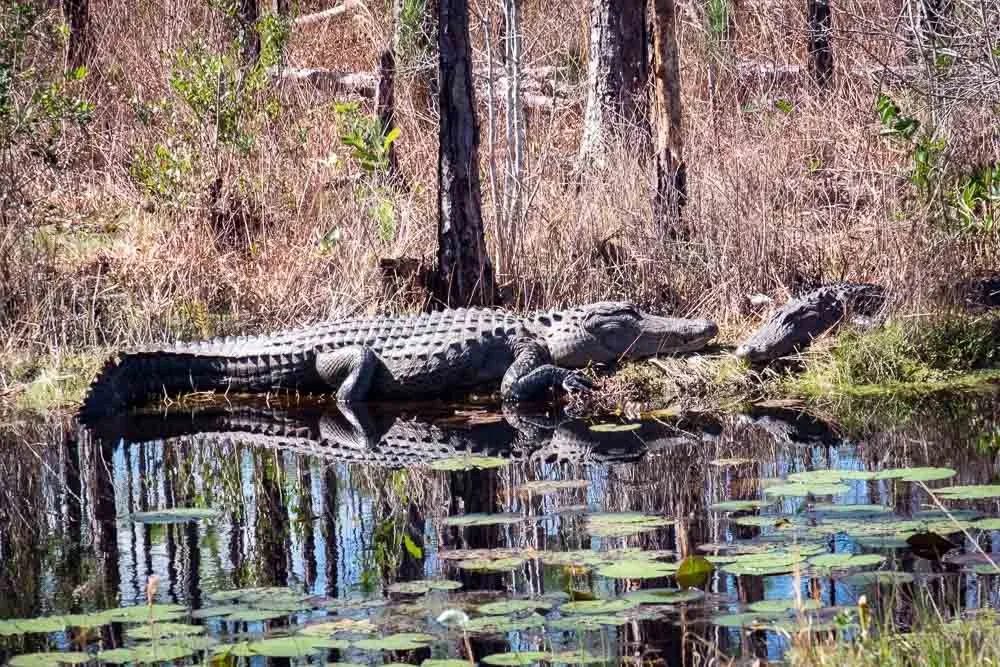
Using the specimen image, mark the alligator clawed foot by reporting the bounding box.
[562,370,596,394]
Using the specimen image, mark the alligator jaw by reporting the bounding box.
[644,315,719,356]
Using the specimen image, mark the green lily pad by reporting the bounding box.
[478,599,553,615]
[560,599,638,615]
[878,467,957,482]
[191,604,245,619]
[788,470,855,484]
[624,588,705,605]
[936,485,1000,500]
[733,515,795,528]
[96,649,142,664]
[131,643,199,663]
[424,661,477,667]
[808,553,886,571]
[975,518,1000,530]
[8,653,91,667]
[240,637,330,657]
[464,614,545,634]
[482,652,552,665]
[105,604,188,623]
[131,507,220,523]
[712,612,783,628]
[748,598,822,613]
[0,620,24,636]
[388,579,463,594]
[13,616,68,633]
[431,456,510,471]
[442,513,524,527]
[764,483,850,497]
[596,560,677,579]
[586,513,671,537]
[974,563,1000,575]
[709,500,772,512]
[353,633,435,651]
[676,555,715,589]
[458,557,526,572]
[126,622,205,640]
[547,614,630,631]
[845,571,915,586]
[810,504,891,515]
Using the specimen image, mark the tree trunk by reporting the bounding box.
[238,0,261,64]
[500,0,525,277]
[578,0,649,168]
[651,0,686,239]
[806,0,832,87]
[62,0,90,69]
[375,48,405,187]
[435,0,496,308]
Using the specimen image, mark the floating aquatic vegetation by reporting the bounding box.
[764,482,851,497]
[353,632,436,651]
[223,609,288,623]
[547,614,629,631]
[936,485,1000,500]
[547,650,609,664]
[585,512,671,538]
[8,653,91,667]
[125,622,205,640]
[596,560,677,579]
[477,599,553,615]
[712,611,783,628]
[809,503,891,515]
[130,508,220,524]
[463,614,545,634]
[458,557,527,572]
[676,555,715,588]
[430,456,511,471]
[807,553,886,572]
[974,518,1000,530]
[301,618,378,635]
[845,571,916,586]
[747,598,821,613]
[388,579,464,594]
[105,604,188,623]
[560,599,638,615]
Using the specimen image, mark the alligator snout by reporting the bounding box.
[642,315,718,354]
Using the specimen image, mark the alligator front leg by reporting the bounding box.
[501,336,595,401]
[315,347,379,402]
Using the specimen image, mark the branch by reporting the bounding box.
[272,67,378,95]
[295,0,363,26]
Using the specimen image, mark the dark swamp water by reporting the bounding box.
[4,394,1000,665]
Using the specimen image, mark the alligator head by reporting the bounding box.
[537,302,718,367]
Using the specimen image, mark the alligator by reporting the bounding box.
[735,283,885,363]
[81,402,711,468]
[81,302,718,417]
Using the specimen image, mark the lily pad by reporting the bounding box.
[191,604,245,619]
[586,513,671,537]
[764,483,850,497]
[353,633,435,651]
[709,500,772,512]
[974,563,1000,575]
[8,653,90,667]
[425,661,478,667]
[458,557,526,572]
[844,571,916,586]
[548,651,609,664]
[676,555,715,589]
[12,616,69,634]
[223,609,287,623]
[712,612,783,628]
[936,485,1000,500]
[126,622,205,640]
[431,456,510,471]
[560,599,638,615]
[874,467,956,482]
[547,614,630,631]
[788,470,855,484]
[975,518,1000,530]
[808,553,886,571]
[463,614,545,633]
[241,637,331,657]
[482,652,552,665]
[596,560,677,579]
[388,579,464,594]
[810,504,891,515]
[131,507,220,523]
[478,599,553,615]
[442,513,524,527]
[104,604,188,623]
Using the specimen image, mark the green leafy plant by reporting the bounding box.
[334,102,400,174]
[129,142,191,198]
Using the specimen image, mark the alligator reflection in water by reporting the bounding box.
[2,397,1000,664]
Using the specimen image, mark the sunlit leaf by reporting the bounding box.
[9,652,90,667]
[676,555,714,589]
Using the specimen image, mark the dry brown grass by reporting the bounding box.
[1,0,997,371]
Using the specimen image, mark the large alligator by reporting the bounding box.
[81,302,717,417]
[736,283,885,363]
[81,402,711,468]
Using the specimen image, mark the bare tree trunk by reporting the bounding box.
[435,0,496,307]
[806,0,832,87]
[578,0,649,168]
[500,0,526,278]
[375,48,406,188]
[239,0,261,63]
[652,0,686,239]
[62,0,90,69]
[276,0,291,17]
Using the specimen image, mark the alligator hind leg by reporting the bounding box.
[501,336,596,401]
[315,347,378,402]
